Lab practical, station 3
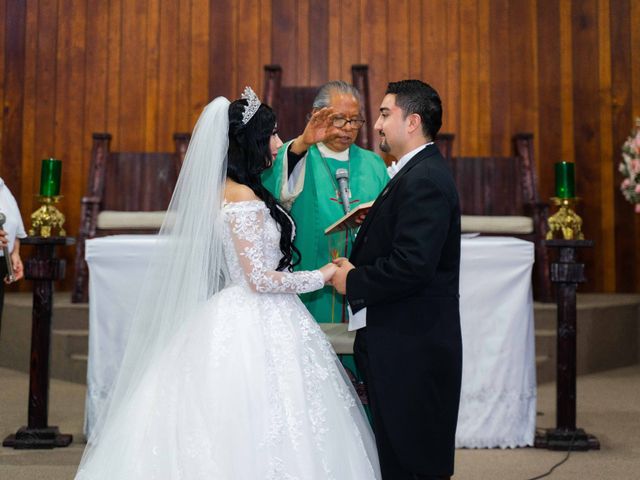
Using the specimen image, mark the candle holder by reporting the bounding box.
[546,197,584,241]
[29,195,66,238]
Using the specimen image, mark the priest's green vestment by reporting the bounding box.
[262,142,389,325]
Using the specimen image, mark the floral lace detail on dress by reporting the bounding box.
[223,201,324,294]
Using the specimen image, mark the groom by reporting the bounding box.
[332,80,462,480]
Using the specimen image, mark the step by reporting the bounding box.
[52,329,89,356]
[55,353,88,385]
[535,353,554,385]
[4,292,89,330]
[535,329,556,358]
[50,330,89,384]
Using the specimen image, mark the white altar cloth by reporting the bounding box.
[84,235,536,448]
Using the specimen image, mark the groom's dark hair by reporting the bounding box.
[386,80,442,140]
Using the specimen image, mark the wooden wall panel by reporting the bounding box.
[308,0,327,85]
[421,0,448,106]
[611,0,637,292]
[156,0,178,146]
[459,0,480,155]
[20,1,38,205]
[1,0,26,202]
[489,0,511,159]
[0,0,6,179]
[361,0,387,135]
[2,0,640,293]
[597,0,615,292]
[536,0,561,200]
[445,0,461,155]
[573,0,604,290]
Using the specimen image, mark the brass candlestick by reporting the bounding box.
[29,195,66,238]
[546,197,584,240]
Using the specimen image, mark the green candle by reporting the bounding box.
[555,161,575,198]
[39,158,62,196]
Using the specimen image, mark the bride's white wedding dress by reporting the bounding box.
[76,200,380,479]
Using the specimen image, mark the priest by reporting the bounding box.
[263,81,388,335]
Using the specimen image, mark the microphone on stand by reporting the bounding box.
[335,168,351,214]
[0,213,16,283]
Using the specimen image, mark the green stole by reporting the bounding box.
[263,143,389,324]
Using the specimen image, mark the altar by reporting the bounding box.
[84,234,536,448]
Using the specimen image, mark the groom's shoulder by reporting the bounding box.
[409,151,458,198]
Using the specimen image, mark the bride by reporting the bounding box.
[74,88,381,479]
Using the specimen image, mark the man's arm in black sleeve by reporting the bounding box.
[287,144,307,176]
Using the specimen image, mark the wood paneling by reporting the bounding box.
[2,0,640,293]
[1,0,26,201]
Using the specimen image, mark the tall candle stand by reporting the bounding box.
[536,160,599,451]
[3,236,75,449]
[534,239,599,451]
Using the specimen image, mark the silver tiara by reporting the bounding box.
[240,86,261,125]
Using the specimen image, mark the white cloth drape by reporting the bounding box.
[85,234,536,448]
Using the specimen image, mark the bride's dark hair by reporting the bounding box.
[227,99,300,271]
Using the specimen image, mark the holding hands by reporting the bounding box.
[329,257,355,295]
[319,262,338,284]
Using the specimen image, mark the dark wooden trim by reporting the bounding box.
[351,65,372,150]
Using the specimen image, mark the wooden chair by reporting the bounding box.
[263,64,374,150]
[71,132,190,303]
[453,133,553,302]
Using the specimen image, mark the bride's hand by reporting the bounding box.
[319,263,338,284]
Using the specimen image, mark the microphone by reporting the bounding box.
[0,213,16,283]
[335,168,351,214]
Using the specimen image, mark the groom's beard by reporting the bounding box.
[379,138,390,153]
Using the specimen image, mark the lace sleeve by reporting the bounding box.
[226,204,324,294]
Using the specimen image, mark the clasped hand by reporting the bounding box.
[318,257,354,295]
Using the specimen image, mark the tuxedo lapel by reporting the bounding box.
[351,144,440,259]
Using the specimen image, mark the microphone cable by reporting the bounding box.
[525,430,577,480]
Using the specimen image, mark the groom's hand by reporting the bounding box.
[331,259,354,295]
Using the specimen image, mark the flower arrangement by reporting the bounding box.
[619,118,640,213]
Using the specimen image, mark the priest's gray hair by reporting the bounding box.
[312,80,362,109]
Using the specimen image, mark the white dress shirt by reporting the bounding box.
[0,178,27,256]
[347,142,434,331]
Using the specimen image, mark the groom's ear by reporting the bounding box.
[406,113,422,134]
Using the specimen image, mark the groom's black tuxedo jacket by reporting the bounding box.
[347,143,462,476]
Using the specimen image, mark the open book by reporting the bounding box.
[324,201,374,235]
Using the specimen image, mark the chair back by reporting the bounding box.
[72,132,190,303]
[451,155,526,216]
[451,133,539,216]
[263,64,373,149]
[450,133,553,302]
[102,152,178,212]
